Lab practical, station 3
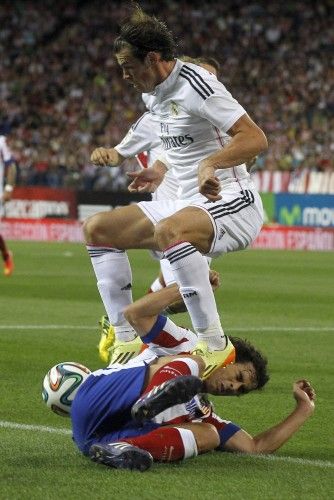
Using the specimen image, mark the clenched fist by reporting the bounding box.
[90,147,123,167]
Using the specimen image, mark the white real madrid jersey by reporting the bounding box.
[143,59,252,200]
[114,112,179,200]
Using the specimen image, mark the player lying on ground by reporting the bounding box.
[45,354,314,472]
[98,269,270,385]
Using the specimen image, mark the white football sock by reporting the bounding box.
[87,246,136,341]
[164,242,227,350]
[160,257,176,286]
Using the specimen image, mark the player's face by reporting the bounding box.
[205,362,257,396]
[116,47,157,93]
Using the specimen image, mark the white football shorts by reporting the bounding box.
[138,189,263,258]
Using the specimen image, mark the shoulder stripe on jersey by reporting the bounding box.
[180,72,208,100]
[182,64,214,94]
[180,69,211,98]
[181,65,215,95]
[132,112,150,131]
[180,68,212,97]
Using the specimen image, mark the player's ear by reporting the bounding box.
[145,52,160,66]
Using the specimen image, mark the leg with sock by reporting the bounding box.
[122,421,219,462]
[89,426,199,468]
[164,241,227,351]
[89,420,219,468]
[86,246,144,364]
[155,210,235,378]
[86,246,136,341]
[83,205,157,363]
[123,426,197,462]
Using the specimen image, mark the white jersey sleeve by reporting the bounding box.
[180,67,246,132]
[199,87,246,133]
[115,112,162,166]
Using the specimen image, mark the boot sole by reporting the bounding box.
[89,444,153,472]
[131,375,203,422]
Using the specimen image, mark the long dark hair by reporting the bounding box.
[114,4,177,61]
[230,336,269,390]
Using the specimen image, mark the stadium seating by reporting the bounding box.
[0,1,332,191]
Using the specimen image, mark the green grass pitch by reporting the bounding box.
[0,241,333,499]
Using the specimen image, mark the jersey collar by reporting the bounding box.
[144,58,183,100]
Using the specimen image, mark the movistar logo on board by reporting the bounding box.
[279,205,334,227]
[279,205,301,225]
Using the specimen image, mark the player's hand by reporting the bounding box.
[127,168,163,193]
[293,379,315,415]
[209,270,221,291]
[90,147,119,167]
[198,163,222,201]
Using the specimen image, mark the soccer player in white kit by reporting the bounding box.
[0,134,16,276]
[91,109,180,362]
[91,57,220,364]
[91,55,219,293]
[83,6,268,375]
[91,56,220,359]
[91,109,179,291]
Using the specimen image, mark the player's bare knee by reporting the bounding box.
[195,424,220,453]
[83,215,96,243]
[83,213,106,244]
[155,218,182,249]
[83,211,121,246]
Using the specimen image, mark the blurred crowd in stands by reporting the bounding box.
[0,0,333,191]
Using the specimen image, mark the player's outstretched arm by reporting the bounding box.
[223,380,315,454]
[90,147,125,167]
[124,284,182,335]
[124,270,221,334]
